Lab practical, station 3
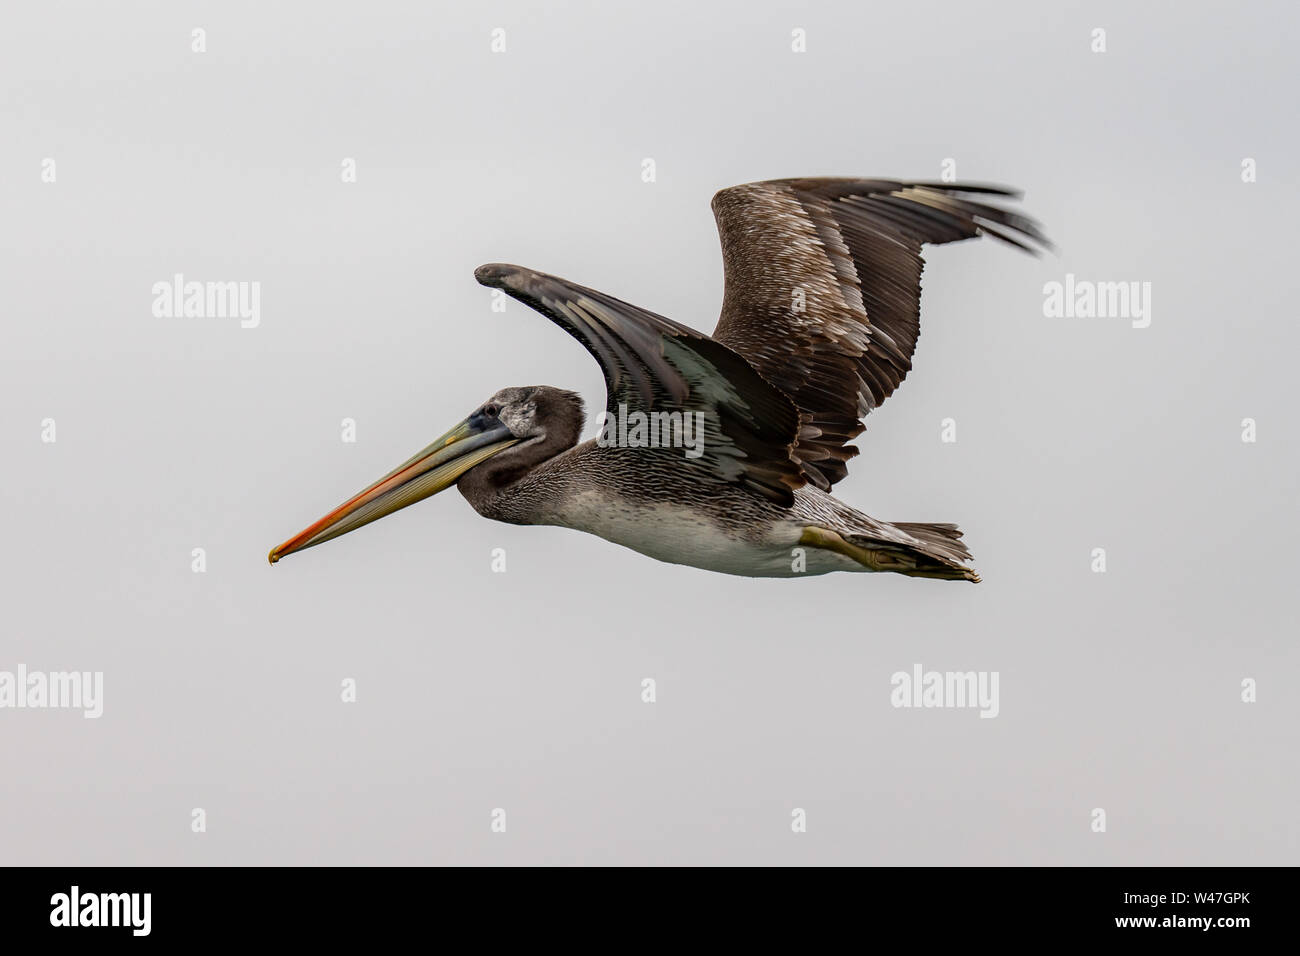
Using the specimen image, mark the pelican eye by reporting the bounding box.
[483,404,500,418]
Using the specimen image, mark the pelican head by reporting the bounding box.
[268,386,584,564]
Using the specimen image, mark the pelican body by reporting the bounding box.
[270,178,1049,581]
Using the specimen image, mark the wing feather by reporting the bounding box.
[474,263,807,503]
[711,178,1049,487]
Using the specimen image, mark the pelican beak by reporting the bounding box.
[268,416,518,564]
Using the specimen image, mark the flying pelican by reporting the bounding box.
[269,177,1048,581]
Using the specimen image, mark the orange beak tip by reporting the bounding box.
[268,548,281,565]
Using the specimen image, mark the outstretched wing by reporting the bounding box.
[474,263,807,504]
[711,178,1050,487]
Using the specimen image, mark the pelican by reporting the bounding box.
[269,177,1049,581]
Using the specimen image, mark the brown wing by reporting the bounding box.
[475,263,807,504]
[711,178,1050,488]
